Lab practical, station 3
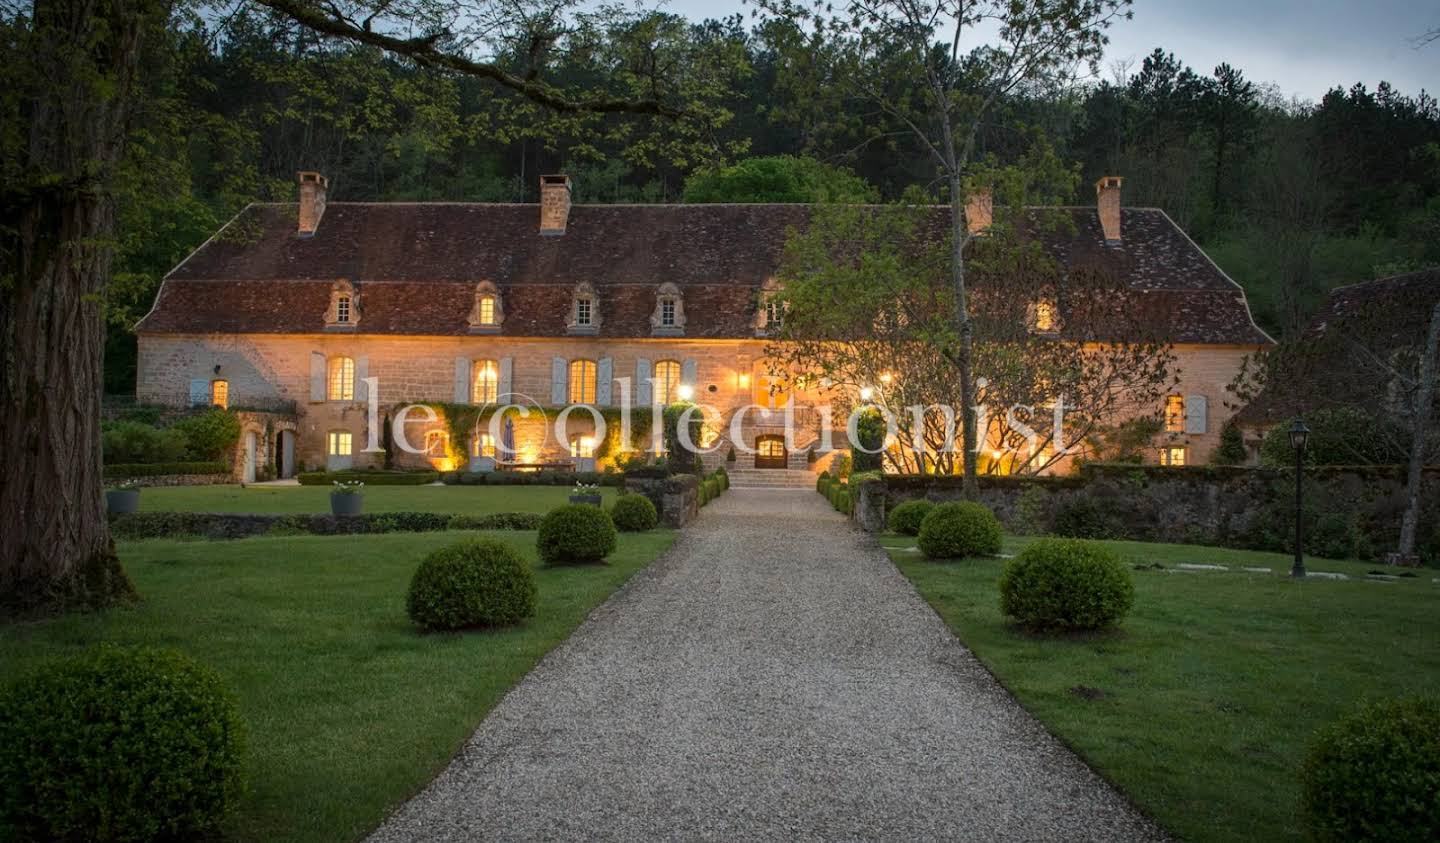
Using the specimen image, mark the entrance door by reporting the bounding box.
[275,430,295,478]
[242,432,257,483]
[755,435,787,469]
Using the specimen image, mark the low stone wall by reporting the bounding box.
[134,473,232,487]
[857,464,1440,563]
[622,473,699,528]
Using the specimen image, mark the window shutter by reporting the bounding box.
[551,357,567,405]
[1185,394,1208,435]
[309,352,326,402]
[355,357,369,401]
[635,358,653,406]
[451,358,469,403]
[498,357,513,401]
[596,357,613,405]
[188,379,210,407]
[682,359,698,390]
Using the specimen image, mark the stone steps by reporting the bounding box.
[725,468,818,488]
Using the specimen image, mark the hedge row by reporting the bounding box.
[441,470,623,487]
[103,461,229,479]
[296,470,438,486]
[698,467,728,506]
[109,510,541,540]
[817,473,853,515]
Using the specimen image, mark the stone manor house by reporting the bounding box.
[134,172,1272,481]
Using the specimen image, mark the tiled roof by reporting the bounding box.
[138,202,1272,345]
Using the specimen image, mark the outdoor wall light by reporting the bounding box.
[676,384,695,401]
[737,373,751,389]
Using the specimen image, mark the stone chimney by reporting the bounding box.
[1096,175,1123,244]
[297,171,328,236]
[964,187,993,235]
[539,174,572,235]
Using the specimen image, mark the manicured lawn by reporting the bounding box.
[0,528,673,843]
[885,534,1440,842]
[139,483,616,515]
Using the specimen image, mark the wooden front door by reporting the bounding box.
[755,435,787,469]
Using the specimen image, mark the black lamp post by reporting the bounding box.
[1288,419,1310,579]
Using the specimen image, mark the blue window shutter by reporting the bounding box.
[309,352,326,402]
[596,357,613,405]
[189,379,210,407]
[454,358,470,403]
[1185,395,1208,435]
[551,357,567,405]
[498,357,513,401]
[635,358,653,406]
[682,359,698,390]
[355,357,369,401]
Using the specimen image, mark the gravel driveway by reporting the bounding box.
[368,489,1164,842]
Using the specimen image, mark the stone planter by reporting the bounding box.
[330,492,363,516]
[569,494,603,507]
[105,489,140,515]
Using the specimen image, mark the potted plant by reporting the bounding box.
[569,481,602,507]
[105,479,141,515]
[330,480,365,516]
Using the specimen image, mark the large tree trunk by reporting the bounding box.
[0,0,161,617]
[1397,300,1440,559]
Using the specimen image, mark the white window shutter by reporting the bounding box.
[309,352,326,402]
[635,358,653,405]
[1185,394,1208,435]
[355,357,369,401]
[453,358,470,403]
[551,357,567,405]
[596,357,613,405]
[498,357,513,401]
[682,359,698,389]
[188,379,210,407]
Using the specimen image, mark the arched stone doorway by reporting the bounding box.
[755,434,787,469]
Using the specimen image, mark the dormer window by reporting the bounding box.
[755,280,786,336]
[467,281,504,333]
[766,299,784,328]
[650,282,686,336]
[567,282,601,335]
[325,279,360,330]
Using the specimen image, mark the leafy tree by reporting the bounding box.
[682,155,876,203]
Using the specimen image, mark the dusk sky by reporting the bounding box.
[665,0,1439,103]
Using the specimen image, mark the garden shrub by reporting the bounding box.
[887,499,934,535]
[1258,407,1406,467]
[1212,421,1247,466]
[100,421,189,464]
[610,494,658,531]
[851,407,887,472]
[1300,696,1440,842]
[297,469,439,486]
[815,471,830,493]
[169,408,241,461]
[536,504,618,564]
[917,501,1003,559]
[440,470,623,487]
[998,538,1134,631]
[405,537,537,631]
[366,512,450,533]
[0,646,245,842]
[716,466,729,490]
[445,512,543,531]
[102,461,228,479]
[1051,495,1123,540]
[661,403,703,475]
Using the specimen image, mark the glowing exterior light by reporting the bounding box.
[676,384,695,401]
[737,373,751,389]
[859,386,874,402]
[879,372,893,384]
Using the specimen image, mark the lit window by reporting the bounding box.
[472,432,495,458]
[424,430,448,457]
[661,299,676,327]
[335,295,351,324]
[1164,395,1185,433]
[1033,300,1057,333]
[472,359,499,404]
[765,298,784,328]
[328,430,352,456]
[568,359,597,404]
[478,296,496,325]
[575,297,592,326]
[654,360,682,404]
[570,435,596,458]
[211,380,229,409]
[327,356,354,401]
[1160,446,1186,467]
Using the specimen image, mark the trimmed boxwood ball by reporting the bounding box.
[887,499,935,536]
[998,538,1134,631]
[0,645,246,842]
[610,494,658,532]
[537,504,618,565]
[1301,696,1440,842]
[917,501,1003,559]
[406,537,537,630]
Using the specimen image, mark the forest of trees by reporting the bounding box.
[102,7,1440,393]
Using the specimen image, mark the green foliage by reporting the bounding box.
[1083,417,1164,465]
[1213,422,1247,465]
[169,409,242,461]
[815,471,830,493]
[102,460,228,478]
[917,502,1003,559]
[536,505,618,565]
[609,495,658,531]
[445,513,543,531]
[1259,408,1405,467]
[0,646,245,841]
[107,510,540,541]
[682,155,877,204]
[1051,496,1124,540]
[298,470,439,486]
[998,538,1135,631]
[661,403,703,475]
[1301,697,1440,842]
[887,499,934,535]
[851,407,887,472]
[405,538,537,631]
[442,470,622,487]
[100,421,189,464]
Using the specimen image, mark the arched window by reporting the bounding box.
[654,360,682,405]
[568,359,597,404]
[651,282,686,335]
[472,359,499,404]
[468,281,504,332]
[568,282,600,333]
[327,356,354,401]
